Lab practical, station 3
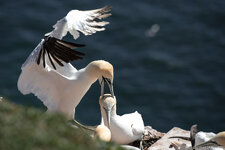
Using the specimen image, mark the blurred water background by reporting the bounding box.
[0,0,224,133]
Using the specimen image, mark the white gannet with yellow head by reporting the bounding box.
[17,6,114,120]
[99,94,145,145]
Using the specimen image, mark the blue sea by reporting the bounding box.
[0,0,225,133]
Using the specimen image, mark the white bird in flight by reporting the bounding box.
[17,6,114,120]
[99,94,145,145]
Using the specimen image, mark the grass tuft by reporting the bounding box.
[0,100,123,150]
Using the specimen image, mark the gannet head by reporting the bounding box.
[95,124,111,142]
[87,60,114,97]
[99,94,116,127]
[195,131,225,148]
[213,131,225,147]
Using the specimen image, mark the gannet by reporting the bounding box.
[99,94,145,145]
[95,124,111,142]
[17,6,114,119]
[195,131,225,150]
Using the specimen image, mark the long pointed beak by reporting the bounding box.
[100,78,105,97]
[104,108,111,127]
[109,83,114,97]
[102,77,114,97]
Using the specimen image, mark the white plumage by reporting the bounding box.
[49,6,111,39]
[195,132,225,150]
[17,6,113,119]
[110,111,145,144]
[99,94,145,144]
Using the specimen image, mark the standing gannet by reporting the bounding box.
[99,94,145,145]
[17,6,114,119]
[195,131,225,150]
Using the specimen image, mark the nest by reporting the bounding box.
[129,126,165,150]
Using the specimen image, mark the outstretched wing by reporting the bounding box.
[37,36,85,70]
[49,5,111,39]
[18,39,82,110]
[18,6,112,108]
[18,61,75,110]
[39,6,111,69]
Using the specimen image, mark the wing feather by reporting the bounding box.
[130,111,145,135]
[18,6,111,109]
[22,41,79,79]
[37,37,85,69]
[18,62,71,110]
[50,6,111,40]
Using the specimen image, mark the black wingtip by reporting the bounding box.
[37,36,86,70]
[48,37,85,63]
[55,38,86,48]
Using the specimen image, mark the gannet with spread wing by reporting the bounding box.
[17,6,114,119]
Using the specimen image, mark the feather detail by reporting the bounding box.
[36,36,85,70]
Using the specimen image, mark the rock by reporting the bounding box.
[148,127,192,150]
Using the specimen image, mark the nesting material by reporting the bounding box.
[148,127,192,150]
[129,126,165,150]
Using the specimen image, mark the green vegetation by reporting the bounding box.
[0,100,123,150]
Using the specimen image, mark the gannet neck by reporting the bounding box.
[55,68,99,120]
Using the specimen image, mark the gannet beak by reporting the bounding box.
[100,78,105,97]
[102,77,114,97]
[104,108,111,126]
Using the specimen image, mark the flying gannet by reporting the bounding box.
[17,6,114,119]
[99,94,145,145]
